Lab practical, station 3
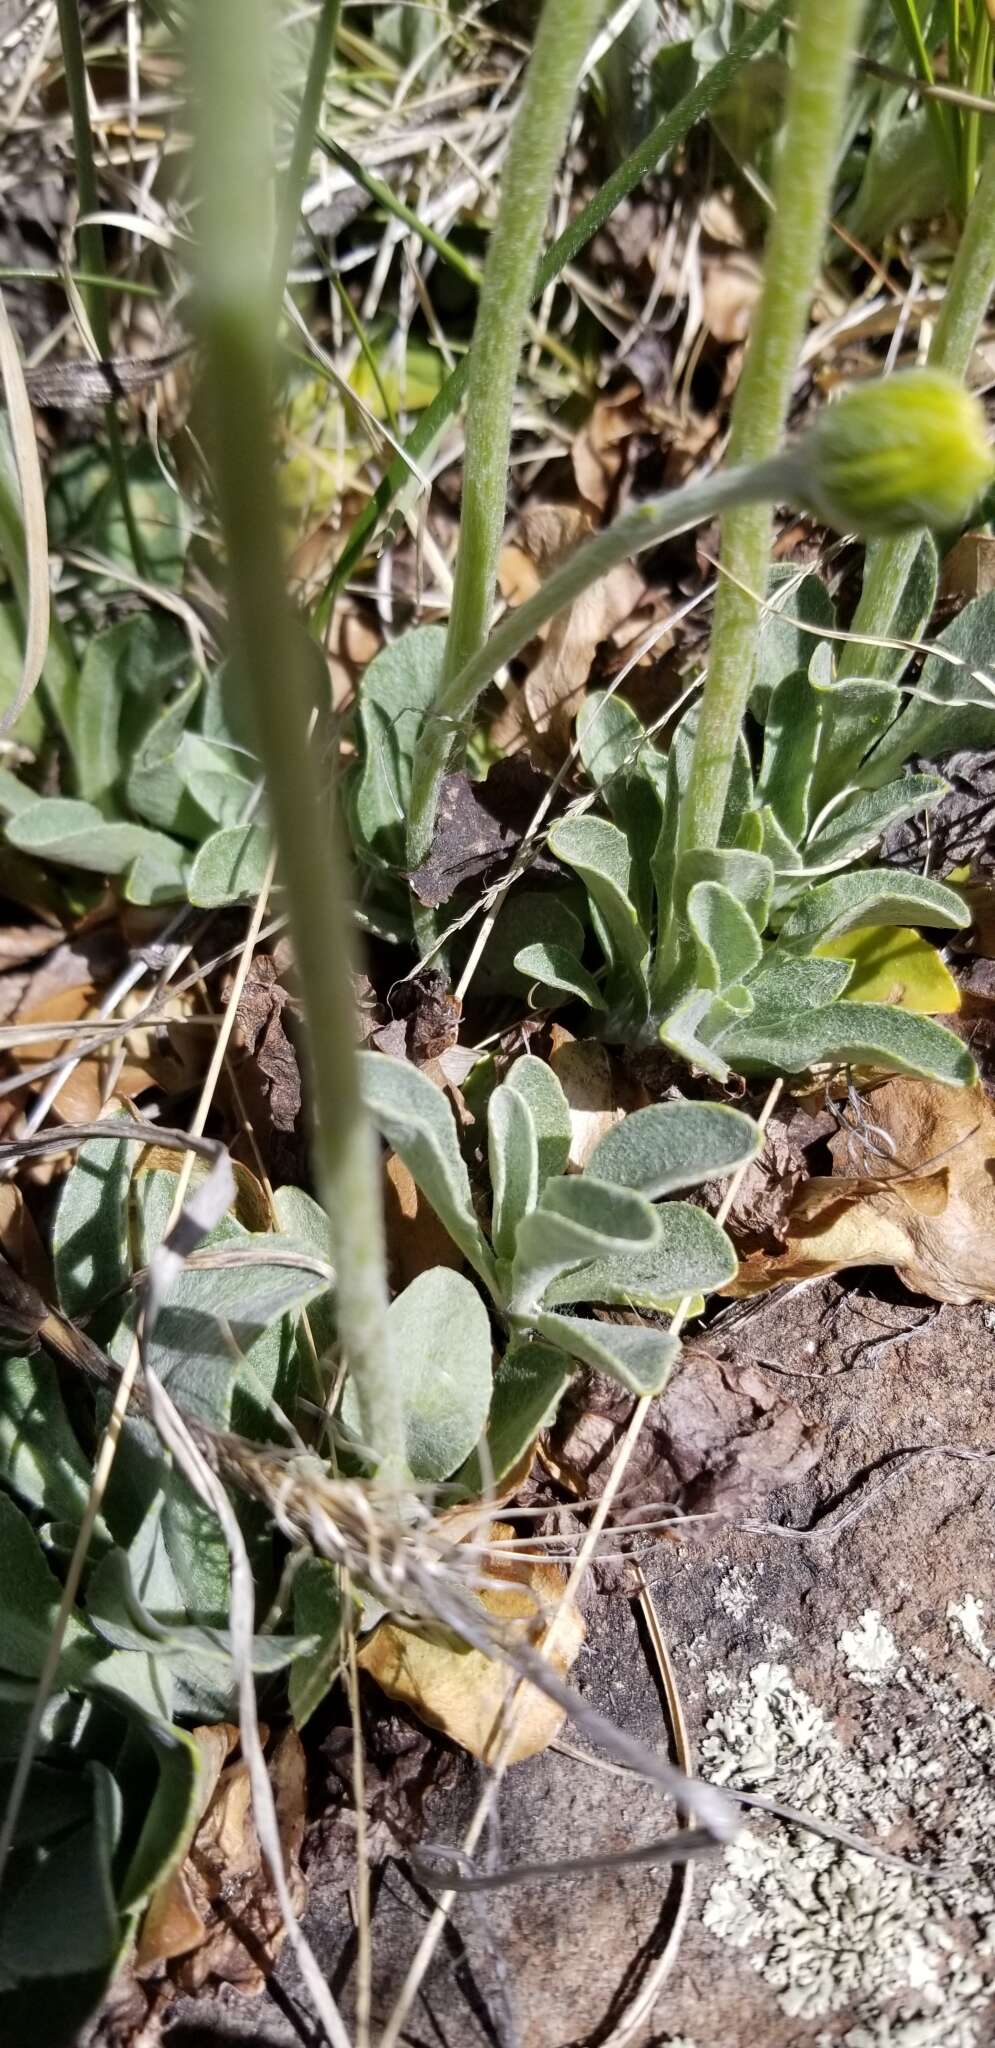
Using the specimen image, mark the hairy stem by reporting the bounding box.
[441,0,606,693]
[270,0,342,318]
[677,0,865,858]
[318,0,793,623]
[55,0,147,578]
[407,456,800,863]
[194,0,403,1471]
[840,142,995,682]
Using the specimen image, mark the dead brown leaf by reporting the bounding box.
[495,506,644,769]
[940,532,995,601]
[384,1150,463,1289]
[549,1037,623,1168]
[407,756,554,909]
[570,380,646,514]
[139,1726,308,1996]
[728,1079,995,1304]
[358,1523,584,1765]
[227,945,306,1185]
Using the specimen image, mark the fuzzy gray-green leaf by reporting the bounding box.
[504,1054,572,1190]
[509,1175,660,1314]
[187,822,271,906]
[534,1312,679,1395]
[804,775,946,872]
[720,1001,977,1084]
[543,1201,738,1308]
[547,813,650,991]
[587,1100,760,1197]
[488,1082,539,1263]
[776,869,969,949]
[358,1051,496,1288]
[457,1338,573,1495]
[513,941,608,1011]
[385,1268,493,1481]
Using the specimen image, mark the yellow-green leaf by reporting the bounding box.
[815,925,960,1013]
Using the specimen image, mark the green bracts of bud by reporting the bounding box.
[799,370,993,537]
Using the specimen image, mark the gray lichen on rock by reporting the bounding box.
[700,1629,995,2040]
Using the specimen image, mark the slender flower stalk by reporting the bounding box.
[439,0,606,703]
[269,0,342,319]
[839,143,995,682]
[677,0,865,859]
[406,370,990,865]
[193,0,403,1471]
[322,0,793,619]
[55,0,147,577]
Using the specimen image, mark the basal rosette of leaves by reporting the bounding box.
[510,568,995,1087]
[346,574,989,1087]
[0,442,311,917]
[0,1070,756,2021]
[356,1049,760,1462]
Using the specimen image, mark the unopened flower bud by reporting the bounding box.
[799,370,992,537]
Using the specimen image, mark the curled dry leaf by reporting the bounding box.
[494,506,644,770]
[384,1149,464,1289]
[228,944,306,1185]
[571,379,646,514]
[357,1522,584,1765]
[549,1036,623,1169]
[9,981,200,1121]
[139,1725,308,1994]
[729,1078,995,1305]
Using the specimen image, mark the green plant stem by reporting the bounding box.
[270,0,342,319]
[887,0,961,201]
[194,0,403,1472]
[406,454,800,863]
[840,141,995,681]
[677,0,865,860]
[316,0,794,626]
[55,0,148,580]
[441,0,605,689]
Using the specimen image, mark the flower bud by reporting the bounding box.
[800,370,992,537]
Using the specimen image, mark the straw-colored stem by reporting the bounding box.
[194,0,402,1470]
[677,0,865,859]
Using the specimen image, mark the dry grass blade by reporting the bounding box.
[0,288,49,731]
[141,1363,354,2048]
